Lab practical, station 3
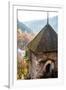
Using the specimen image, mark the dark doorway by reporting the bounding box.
[40,63,51,78]
[46,64,51,73]
[44,63,52,78]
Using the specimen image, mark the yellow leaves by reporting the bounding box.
[17,58,29,79]
[21,74,24,79]
[23,68,28,76]
[17,48,30,79]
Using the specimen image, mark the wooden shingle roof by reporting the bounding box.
[27,24,58,54]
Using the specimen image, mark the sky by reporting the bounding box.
[18,10,58,22]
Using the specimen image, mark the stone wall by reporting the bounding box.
[29,51,58,79]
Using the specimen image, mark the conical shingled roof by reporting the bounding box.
[27,24,58,54]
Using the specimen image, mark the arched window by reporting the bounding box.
[44,60,55,73]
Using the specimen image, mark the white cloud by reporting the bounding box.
[18,10,58,22]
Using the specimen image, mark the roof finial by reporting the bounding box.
[47,12,49,25]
